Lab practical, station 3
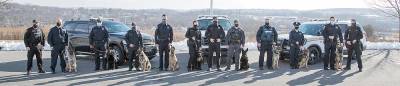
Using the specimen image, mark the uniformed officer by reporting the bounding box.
[344,19,363,72]
[185,20,202,71]
[24,20,46,75]
[125,22,143,71]
[48,19,69,74]
[155,14,174,71]
[256,18,278,70]
[225,20,245,71]
[205,16,225,71]
[289,22,305,69]
[89,18,109,71]
[322,17,343,70]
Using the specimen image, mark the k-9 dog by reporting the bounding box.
[298,49,309,69]
[137,48,151,71]
[168,46,179,71]
[239,48,249,70]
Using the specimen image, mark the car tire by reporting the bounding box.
[308,47,321,65]
[110,45,125,66]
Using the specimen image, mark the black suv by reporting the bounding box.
[63,19,157,65]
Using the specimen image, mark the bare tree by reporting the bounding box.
[367,0,400,42]
[0,0,9,8]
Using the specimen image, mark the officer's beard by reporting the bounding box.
[265,23,270,26]
[56,23,62,28]
[234,24,239,27]
[33,24,38,28]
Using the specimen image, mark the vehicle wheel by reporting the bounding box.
[110,45,125,66]
[308,47,321,65]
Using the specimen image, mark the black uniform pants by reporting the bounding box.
[94,44,107,70]
[208,42,221,69]
[158,42,170,70]
[290,46,300,68]
[27,46,44,71]
[188,43,196,70]
[259,44,273,69]
[346,43,363,69]
[324,42,336,69]
[128,47,140,70]
[50,45,66,72]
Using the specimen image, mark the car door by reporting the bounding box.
[71,22,90,51]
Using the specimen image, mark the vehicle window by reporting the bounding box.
[63,23,77,32]
[75,23,89,33]
[299,24,324,36]
[338,24,348,33]
[198,19,231,31]
[104,22,130,33]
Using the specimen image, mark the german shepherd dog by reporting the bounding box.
[64,46,77,72]
[136,48,151,71]
[335,44,344,71]
[239,48,249,70]
[168,46,179,71]
[272,45,281,69]
[298,49,309,69]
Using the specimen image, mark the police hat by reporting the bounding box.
[293,22,301,26]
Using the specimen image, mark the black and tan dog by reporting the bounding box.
[298,49,309,69]
[335,44,344,71]
[136,48,151,71]
[64,46,77,72]
[272,45,281,69]
[239,48,249,70]
[168,46,179,71]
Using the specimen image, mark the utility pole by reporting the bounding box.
[210,0,213,15]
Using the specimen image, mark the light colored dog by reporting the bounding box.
[64,46,77,72]
[137,48,151,71]
[335,44,344,71]
[168,46,179,71]
[298,49,309,69]
[272,45,281,69]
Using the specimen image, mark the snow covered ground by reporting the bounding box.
[0,40,399,51]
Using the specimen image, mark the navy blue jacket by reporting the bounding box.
[47,26,68,47]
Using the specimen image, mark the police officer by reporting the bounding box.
[256,18,278,70]
[24,20,46,75]
[48,19,69,74]
[225,20,245,71]
[89,18,109,71]
[322,17,343,70]
[289,22,305,69]
[185,20,202,71]
[125,22,143,71]
[155,14,174,71]
[205,16,225,71]
[344,19,363,72]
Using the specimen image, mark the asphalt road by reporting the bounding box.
[0,50,399,86]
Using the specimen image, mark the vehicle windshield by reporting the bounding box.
[198,19,231,31]
[299,24,324,36]
[104,21,130,33]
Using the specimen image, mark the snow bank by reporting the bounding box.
[0,40,52,51]
[0,40,399,51]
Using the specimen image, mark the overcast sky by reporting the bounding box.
[11,0,371,10]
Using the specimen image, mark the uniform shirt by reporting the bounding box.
[205,24,225,42]
[24,26,45,47]
[185,27,201,47]
[89,26,109,45]
[226,26,245,45]
[47,26,68,47]
[256,25,278,44]
[289,29,305,47]
[155,23,174,44]
[322,24,343,43]
[125,28,143,48]
[344,25,363,42]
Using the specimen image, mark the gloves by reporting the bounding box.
[346,41,352,45]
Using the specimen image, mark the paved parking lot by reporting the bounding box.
[0,50,399,86]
